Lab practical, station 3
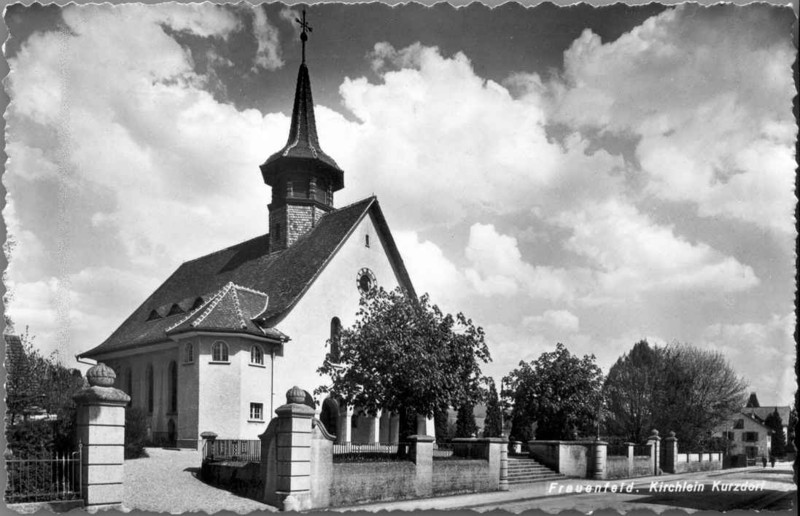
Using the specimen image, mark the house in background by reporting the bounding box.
[717,412,771,460]
[742,392,791,443]
[78,34,418,449]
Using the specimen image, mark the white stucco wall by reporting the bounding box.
[196,335,275,440]
[270,210,405,410]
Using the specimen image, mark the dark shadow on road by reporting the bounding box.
[634,489,796,511]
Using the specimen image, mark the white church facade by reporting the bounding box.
[79,31,421,449]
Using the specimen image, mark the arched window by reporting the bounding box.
[251,345,264,365]
[146,364,154,414]
[183,342,193,364]
[330,317,342,363]
[169,361,178,414]
[212,341,229,363]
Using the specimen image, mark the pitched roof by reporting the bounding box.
[744,406,792,426]
[261,64,343,190]
[165,282,271,338]
[80,197,415,358]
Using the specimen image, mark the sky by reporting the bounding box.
[3,2,797,405]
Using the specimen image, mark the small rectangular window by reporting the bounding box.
[250,403,264,421]
[365,234,370,248]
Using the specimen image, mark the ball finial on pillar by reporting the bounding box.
[86,362,116,387]
[287,385,306,404]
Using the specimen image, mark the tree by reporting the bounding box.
[603,340,664,443]
[6,329,50,425]
[603,341,747,449]
[656,344,747,449]
[764,410,786,457]
[455,402,478,438]
[316,287,491,439]
[5,329,85,453]
[504,343,604,441]
[483,379,503,438]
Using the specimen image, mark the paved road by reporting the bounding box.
[337,462,796,513]
[123,447,275,513]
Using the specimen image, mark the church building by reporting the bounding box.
[78,17,418,449]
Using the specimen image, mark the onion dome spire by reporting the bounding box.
[260,10,343,191]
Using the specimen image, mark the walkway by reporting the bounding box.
[123,447,275,513]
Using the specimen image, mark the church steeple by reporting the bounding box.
[260,11,344,252]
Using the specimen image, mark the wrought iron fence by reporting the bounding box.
[633,445,651,457]
[333,443,399,455]
[332,442,412,463]
[5,444,82,504]
[203,439,261,463]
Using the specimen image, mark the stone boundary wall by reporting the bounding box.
[330,461,417,505]
[671,452,723,473]
[235,387,508,510]
[528,440,608,479]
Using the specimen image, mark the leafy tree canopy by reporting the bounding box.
[603,340,747,449]
[5,328,86,452]
[316,287,491,432]
[504,343,604,441]
[603,340,664,443]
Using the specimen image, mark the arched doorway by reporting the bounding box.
[320,397,339,437]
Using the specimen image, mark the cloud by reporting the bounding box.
[556,199,759,299]
[251,6,283,72]
[337,43,625,229]
[545,5,796,234]
[523,309,580,333]
[464,223,582,302]
[702,313,795,403]
[393,231,467,313]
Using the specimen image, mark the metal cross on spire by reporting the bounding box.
[296,10,313,64]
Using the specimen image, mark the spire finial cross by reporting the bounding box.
[296,10,313,64]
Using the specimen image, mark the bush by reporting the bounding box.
[7,420,54,458]
[125,407,149,459]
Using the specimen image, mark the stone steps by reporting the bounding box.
[507,456,565,484]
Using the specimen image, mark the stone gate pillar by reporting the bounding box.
[274,386,315,511]
[592,440,608,480]
[73,363,130,510]
[663,431,678,474]
[648,429,661,476]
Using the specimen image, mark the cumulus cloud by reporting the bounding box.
[702,313,795,402]
[543,5,796,234]
[337,43,626,228]
[464,223,582,302]
[556,199,759,299]
[393,231,467,313]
